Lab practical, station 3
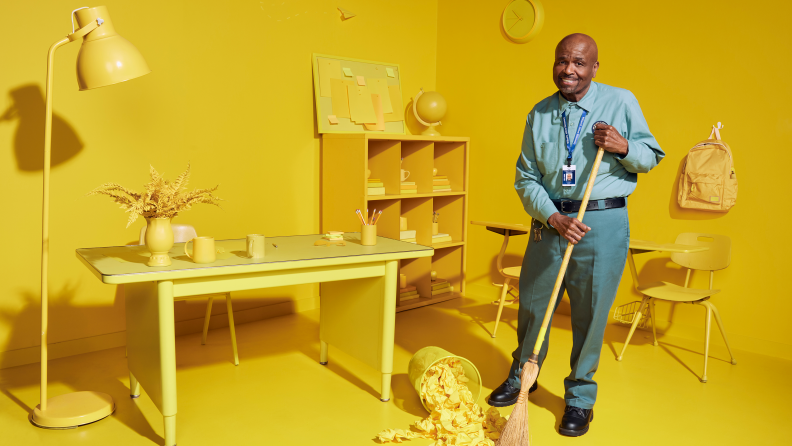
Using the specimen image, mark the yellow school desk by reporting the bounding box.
[627,239,710,290]
[76,234,433,446]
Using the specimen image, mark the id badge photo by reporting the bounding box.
[562,165,576,187]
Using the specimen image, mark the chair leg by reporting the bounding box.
[226,293,239,366]
[201,296,215,345]
[649,298,658,346]
[703,301,737,365]
[617,296,649,361]
[700,302,712,383]
[492,278,510,338]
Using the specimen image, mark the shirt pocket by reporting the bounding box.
[536,141,562,175]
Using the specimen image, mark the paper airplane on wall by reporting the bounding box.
[338,7,356,20]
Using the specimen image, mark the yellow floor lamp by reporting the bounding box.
[31,6,150,429]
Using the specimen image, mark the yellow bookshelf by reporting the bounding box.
[321,134,470,312]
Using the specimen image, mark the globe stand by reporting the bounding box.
[413,88,445,137]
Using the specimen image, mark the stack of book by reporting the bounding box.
[433,175,451,192]
[368,179,385,196]
[431,278,451,296]
[399,285,419,302]
[400,181,417,194]
[400,229,417,244]
[432,233,452,244]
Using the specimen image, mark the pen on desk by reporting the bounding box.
[272,243,278,248]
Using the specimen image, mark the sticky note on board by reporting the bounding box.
[330,78,355,119]
[348,85,377,124]
[364,94,385,131]
[318,59,342,98]
[386,68,395,78]
[384,84,405,122]
[328,115,339,124]
[356,76,366,86]
[368,78,393,114]
[343,67,353,77]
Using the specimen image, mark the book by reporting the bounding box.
[367,187,385,195]
[432,233,450,238]
[401,238,417,243]
[433,180,450,185]
[431,288,452,296]
[433,175,448,179]
[401,181,416,186]
[401,190,418,194]
[368,178,381,183]
[432,283,450,292]
[368,182,384,187]
[399,285,416,293]
[400,184,418,190]
[432,236,452,244]
[431,280,449,289]
[400,293,420,302]
[400,230,416,239]
[400,291,419,299]
[433,185,452,190]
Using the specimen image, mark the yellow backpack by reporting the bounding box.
[677,125,737,212]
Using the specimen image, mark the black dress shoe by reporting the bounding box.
[486,380,538,407]
[559,405,593,437]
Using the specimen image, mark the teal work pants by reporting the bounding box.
[509,205,630,409]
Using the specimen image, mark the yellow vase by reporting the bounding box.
[145,217,174,266]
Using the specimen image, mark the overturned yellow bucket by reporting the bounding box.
[407,346,482,412]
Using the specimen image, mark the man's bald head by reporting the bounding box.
[553,33,600,101]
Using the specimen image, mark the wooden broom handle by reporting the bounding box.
[532,146,606,355]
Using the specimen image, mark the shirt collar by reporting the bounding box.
[558,81,598,114]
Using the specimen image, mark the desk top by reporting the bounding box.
[77,234,433,284]
[470,221,530,232]
[629,239,710,254]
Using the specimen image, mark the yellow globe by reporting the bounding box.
[415,91,447,123]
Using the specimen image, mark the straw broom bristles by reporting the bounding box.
[495,355,539,446]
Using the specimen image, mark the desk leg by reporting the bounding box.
[379,260,397,402]
[319,260,398,402]
[125,281,178,446]
[627,249,639,291]
[129,372,140,398]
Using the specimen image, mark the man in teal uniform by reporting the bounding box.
[486,34,664,437]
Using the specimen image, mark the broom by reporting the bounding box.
[496,121,609,446]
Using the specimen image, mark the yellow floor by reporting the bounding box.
[1,293,789,445]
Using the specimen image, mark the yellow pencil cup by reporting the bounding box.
[407,346,482,412]
[361,225,377,246]
[432,222,439,235]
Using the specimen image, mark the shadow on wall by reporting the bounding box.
[0,84,83,171]
[668,155,724,221]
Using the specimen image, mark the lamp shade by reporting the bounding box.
[74,6,150,90]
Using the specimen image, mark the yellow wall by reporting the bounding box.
[437,0,792,359]
[0,0,438,367]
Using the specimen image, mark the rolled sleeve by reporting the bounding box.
[615,94,665,173]
[515,116,558,227]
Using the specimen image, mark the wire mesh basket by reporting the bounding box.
[613,301,650,329]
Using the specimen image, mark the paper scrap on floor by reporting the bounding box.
[376,358,507,445]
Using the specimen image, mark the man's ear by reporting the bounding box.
[593,61,599,78]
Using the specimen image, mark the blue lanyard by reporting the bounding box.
[561,110,587,167]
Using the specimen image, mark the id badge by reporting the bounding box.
[562,165,576,187]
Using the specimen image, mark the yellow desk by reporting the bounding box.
[76,234,433,446]
[626,239,709,290]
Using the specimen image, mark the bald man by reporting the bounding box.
[486,34,664,436]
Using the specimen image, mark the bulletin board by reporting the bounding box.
[312,53,405,134]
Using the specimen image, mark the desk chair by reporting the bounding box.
[618,233,736,382]
[470,221,529,337]
[139,224,240,365]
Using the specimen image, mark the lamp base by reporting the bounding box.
[30,391,114,429]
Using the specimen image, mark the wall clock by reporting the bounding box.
[501,0,544,44]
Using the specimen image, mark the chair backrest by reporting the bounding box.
[138,224,198,245]
[671,232,731,272]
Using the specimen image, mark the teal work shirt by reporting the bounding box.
[515,82,664,226]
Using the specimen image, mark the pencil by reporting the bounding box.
[371,209,377,225]
[373,210,383,225]
[356,209,366,225]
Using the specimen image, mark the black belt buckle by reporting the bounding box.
[560,200,576,213]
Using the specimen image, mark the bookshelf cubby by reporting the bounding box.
[321,134,470,312]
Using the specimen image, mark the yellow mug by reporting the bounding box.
[247,234,266,259]
[184,236,216,264]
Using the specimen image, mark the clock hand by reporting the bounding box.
[507,18,523,32]
[512,10,523,20]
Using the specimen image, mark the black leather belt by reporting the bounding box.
[552,197,626,214]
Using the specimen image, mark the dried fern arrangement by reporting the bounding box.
[88,163,222,227]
